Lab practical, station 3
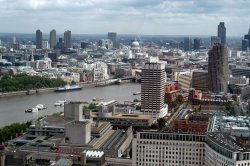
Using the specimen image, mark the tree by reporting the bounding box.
[133,99,139,102]
[0,74,66,92]
[88,103,97,110]
[157,118,166,129]
[151,123,159,129]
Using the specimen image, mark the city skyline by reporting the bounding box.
[0,0,250,36]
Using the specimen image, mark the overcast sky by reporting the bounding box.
[0,0,249,36]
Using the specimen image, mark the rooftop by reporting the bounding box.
[207,132,250,152]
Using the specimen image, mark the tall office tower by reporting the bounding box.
[218,22,226,44]
[50,29,56,49]
[242,39,249,51]
[107,32,117,49]
[211,36,221,46]
[64,30,71,49]
[12,36,16,44]
[193,38,201,50]
[184,37,192,51]
[36,29,42,49]
[141,57,168,120]
[208,43,228,93]
[243,28,250,49]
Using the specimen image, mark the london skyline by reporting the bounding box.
[0,0,250,36]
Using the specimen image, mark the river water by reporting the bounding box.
[0,83,141,127]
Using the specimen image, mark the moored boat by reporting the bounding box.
[55,85,82,92]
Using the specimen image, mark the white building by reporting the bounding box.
[34,58,52,69]
[141,57,168,119]
[132,131,206,166]
[133,130,250,166]
[79,61,109,82]
[93,62,109,81]
[205,133,250,166]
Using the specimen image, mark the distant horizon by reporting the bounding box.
[0,32,243,38]
[0,1,250,36]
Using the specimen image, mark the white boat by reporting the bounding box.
[54,100,66,106]
[36,104,46,110]
[55,85,82,92]
[133,92,141,95]
[25,107,38,113]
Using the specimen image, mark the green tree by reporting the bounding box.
[157,118,166,129]
[88,103,97,110]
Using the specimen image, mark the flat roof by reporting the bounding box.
[207,132,250,152]
[92,112,152,120]
[91,122,111,134]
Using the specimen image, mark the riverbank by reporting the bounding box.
[0,88,56,98]
[0,79,132,98]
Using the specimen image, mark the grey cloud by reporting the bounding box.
[0,0,249,35]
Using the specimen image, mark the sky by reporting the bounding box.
[0,0,249,36]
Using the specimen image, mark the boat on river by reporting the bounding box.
[133,92,141,95]
[55,85,82,92]
[25,107,38,113]
[36,104,46,110]
[54,100,66,106]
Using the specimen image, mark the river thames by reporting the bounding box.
[0,83,140,127]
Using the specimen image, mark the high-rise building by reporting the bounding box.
[192,70,209,91]
[217,22,226,44]
[141,57,168,119]
[184,37,192,51]
[42,41,49,49]
[208,43,228,93]
[242,39,249,51]
[36,29,42,49]
[193,38,201,50]
[107,32,117,49]
[50,29,56,49]
[242,28,250,50]
[64,30,71,49]
[211,36,221,46]
[12,36,16,44]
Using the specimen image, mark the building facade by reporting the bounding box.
[50,29,56,49]
[193,38,201,50]
[132,131,206,166]
[64,30,71,49]
[141,57,168,119]
[192,70,209,91]
[218,22,226,44]
[36,29,42,49]
[184,37,192,52]
[208,43,228,93]
[107,32,117,49]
